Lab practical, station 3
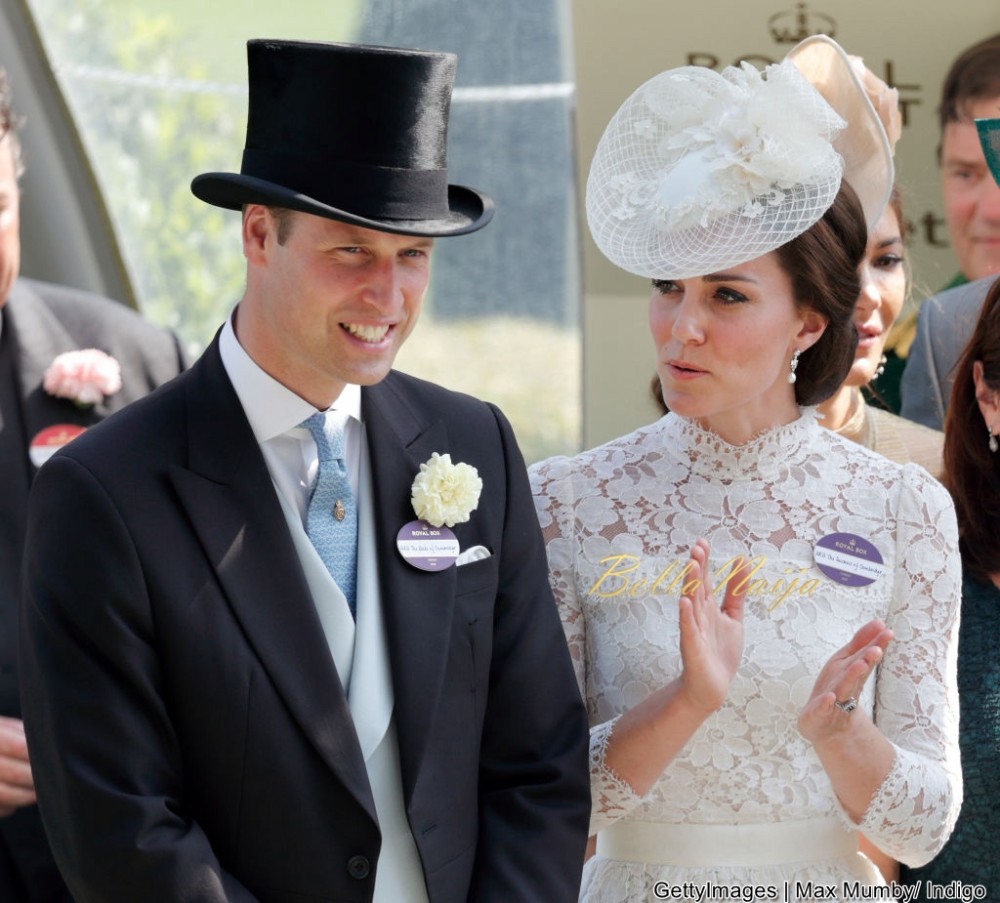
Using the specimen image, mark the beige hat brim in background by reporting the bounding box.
[785,35,894,231]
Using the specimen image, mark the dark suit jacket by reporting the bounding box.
[0,277,186,902]
[899,276,996,430]
[19,337,590,902]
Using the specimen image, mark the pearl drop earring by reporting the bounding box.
[788,348,801,384]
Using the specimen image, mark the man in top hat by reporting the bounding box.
[19,39,590,902]
[0,66,186,902]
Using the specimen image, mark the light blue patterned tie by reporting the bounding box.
[301,412,357,618]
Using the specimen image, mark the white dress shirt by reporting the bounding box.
[218,311,362,526]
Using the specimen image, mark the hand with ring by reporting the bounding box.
[798,619,893,743]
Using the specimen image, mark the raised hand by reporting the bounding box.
[678,539,748,715]
[602,540,749,795]
[797,618,892,743]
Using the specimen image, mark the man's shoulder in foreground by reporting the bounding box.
[372,368,497,411]
[366,368,520,445]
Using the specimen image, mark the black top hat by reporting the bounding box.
[192,39,494,237]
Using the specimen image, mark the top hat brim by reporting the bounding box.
[191,172,494,237]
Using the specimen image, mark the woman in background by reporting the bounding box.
[816,187,944,477]
[899,260,1000,895]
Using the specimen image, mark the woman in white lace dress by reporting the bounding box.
[530,37,961,902]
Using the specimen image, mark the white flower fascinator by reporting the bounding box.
[586,35,893,280]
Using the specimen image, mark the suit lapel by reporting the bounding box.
[4,282,108,456]
[5,281,73,405]
[363,376,457,799]
[169,342,375,820]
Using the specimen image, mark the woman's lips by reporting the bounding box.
[855,330,883,350]
[666,360,707,381]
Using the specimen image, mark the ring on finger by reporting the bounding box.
[834,697,858,714]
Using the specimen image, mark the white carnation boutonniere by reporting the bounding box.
[411,452,483,528]
[43,349,122,408]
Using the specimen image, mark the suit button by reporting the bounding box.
[346,855,371,880]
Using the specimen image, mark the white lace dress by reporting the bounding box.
[529,411,962,903]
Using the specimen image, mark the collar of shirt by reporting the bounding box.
[218,311,363,522]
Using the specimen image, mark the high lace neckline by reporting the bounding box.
[656,408,823,482]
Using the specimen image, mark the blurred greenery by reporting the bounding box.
[26,0,580,461]
[97,0,365,83]
[31,0,256,349]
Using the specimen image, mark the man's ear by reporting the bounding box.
[242,205,272,263]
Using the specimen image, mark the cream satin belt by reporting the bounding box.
[597,817,856,867]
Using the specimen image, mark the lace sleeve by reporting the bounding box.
[529,458,647,833]
[588,717,647,832]
[861,465,963,867]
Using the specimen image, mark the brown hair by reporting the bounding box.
[774,183,865,406]
[887,185,912,296]
[942,276,1000,582]
[241,205,298,244]
[0,67,25,179]
[269,207,297,245]
[886,184,906,243]
[938,33,1000,133]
